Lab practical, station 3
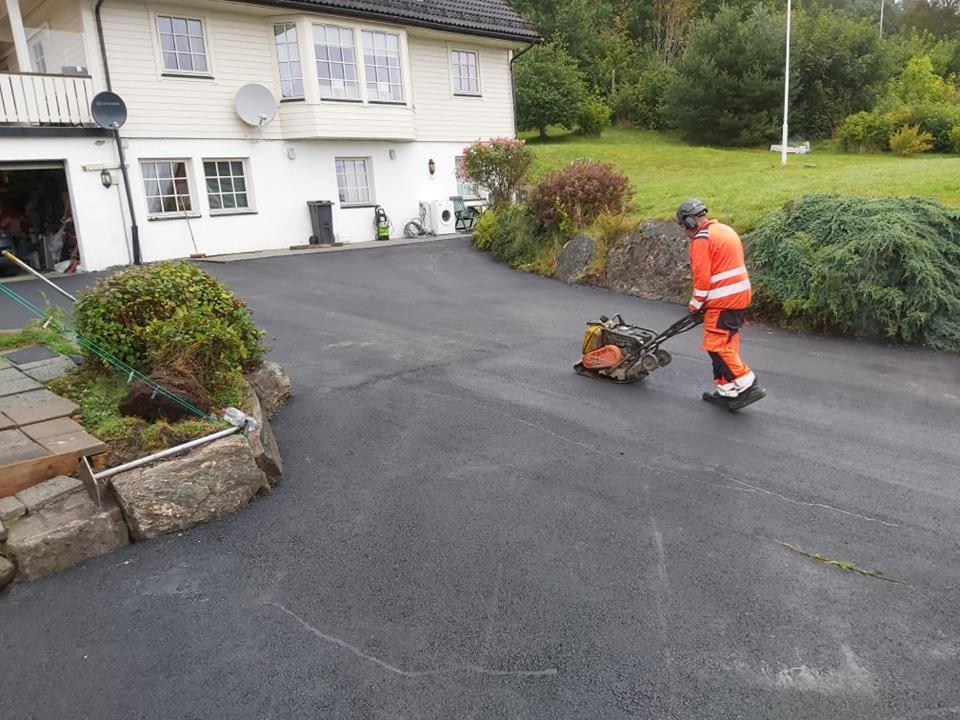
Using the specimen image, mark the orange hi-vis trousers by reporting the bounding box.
[702,308,752,386]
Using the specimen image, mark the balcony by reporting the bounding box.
[0,70,93,125]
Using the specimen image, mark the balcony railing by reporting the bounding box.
[0,71,94,126]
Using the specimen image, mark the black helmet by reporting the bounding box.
[676,199,707,229]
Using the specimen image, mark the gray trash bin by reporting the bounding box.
[307,201,335,245]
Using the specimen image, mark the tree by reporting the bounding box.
[902,0,960,39]
[513,42,589,138]
[663,5,792,145]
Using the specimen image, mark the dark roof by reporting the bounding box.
[254,0,541,43]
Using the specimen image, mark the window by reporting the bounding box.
[157,15,208,73]
[450,50,479,95]
[28,37,46,74]
[455,156,480,199]
[204,159,251,213]
[361,30,403,102]
[313,25,359,100]
[141,160,192,216]
[335,158,372,205]
[273,23,303,99]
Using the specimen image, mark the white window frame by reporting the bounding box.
[273,23,304,100]
[27,30,47,74]
[454,156,481,200]
[449,48,481,97]
[335,157,374,207]
[155,13,211,76]
[140,159,198,219]
[203,158,255,215]
[313,23,361,101]
[360,29,404,103]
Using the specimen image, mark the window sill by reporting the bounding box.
[210,209,257,217]
[340,203,377,209]
[147,212,201,222]
[161,72,214,80]
[280,97,305,103]
[368,100,406,106]
[319,96,363,104]
[454,93,482,98]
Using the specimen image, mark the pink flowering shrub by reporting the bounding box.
[459,137,534,206]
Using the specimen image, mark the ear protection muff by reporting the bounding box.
[681,215,700,230]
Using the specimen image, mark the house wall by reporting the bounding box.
[1,0,85,72]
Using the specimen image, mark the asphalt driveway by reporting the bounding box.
[2,238,959,719]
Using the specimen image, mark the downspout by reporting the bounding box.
[94,0,142,265]
[509,42,536,138]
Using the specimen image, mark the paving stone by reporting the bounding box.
[4,345,58,365]
[21,356,76,383]
[4,492,129,581]
[15,475,85,513]
[22,418,106,457]
[0,495,26,521]
[0,367,42,397]
[2,396,79,425]
[0,428,48,465]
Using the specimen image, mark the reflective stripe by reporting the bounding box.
[693,288,709,298]
[706,279,751,299]
[710,266,747,283]
[733,370,756,390]
[689,298,704,310]
[694,231,710,239]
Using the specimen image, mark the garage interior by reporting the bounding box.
[0,162,79,276]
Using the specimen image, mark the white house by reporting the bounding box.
[0,0,539,271]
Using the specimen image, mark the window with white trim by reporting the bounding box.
[273,23,303,99]
[28,36,46,74]
[450,50,479,95]
[361,30,403,102]
[313,24,359,100]
[204,159,251,213]
[335,158,372,205]
[455,156,480,199]
[157,15,208,73]
[141,160,193,216]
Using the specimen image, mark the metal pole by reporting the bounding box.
[1,251,78,302]
[879,0,884,36]
[781,0,792,167]
[93,426,240,480]
[114,127,142,265]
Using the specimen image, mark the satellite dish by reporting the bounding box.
[91,91,128,130]
[235,84,277,127]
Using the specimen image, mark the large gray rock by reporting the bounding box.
[15,475,84,513]
[242,386,283,485]
[0,554,14,590]
[0,496,26,522]
[605,221,691,303]
[247,361,291,417]
[4,492,129,581]
[553,234,596,283]
[110,435,268,541]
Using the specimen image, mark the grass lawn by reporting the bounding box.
[525,128,960,230]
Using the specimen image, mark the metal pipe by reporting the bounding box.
[1,251,78,302]
[93,426,240,480]
[781,0,793,167]
[94,0,112,90]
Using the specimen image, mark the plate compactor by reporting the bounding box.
[575,312,702,384]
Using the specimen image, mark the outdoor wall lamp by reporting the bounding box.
[428,158,436,175]
[100,168,113,188]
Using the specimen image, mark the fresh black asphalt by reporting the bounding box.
[2,238,959,719]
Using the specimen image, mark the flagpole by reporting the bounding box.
[781,0,792,166]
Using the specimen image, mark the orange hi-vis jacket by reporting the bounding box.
[688,220,752,312]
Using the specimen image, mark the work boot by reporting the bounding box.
[727,381,767,410]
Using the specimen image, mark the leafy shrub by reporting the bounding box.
[528,160,634,231]
[888,124,934,156]
[577,97,612,137]
[884,55,958,107]
[747,195,960,351]
[837,111,894,152]
[470,203,547,268]
[611,61,673,129]
[459,138,533,207]
[949,124,960,152]
[513,41,588,139]
[75,261,265,383]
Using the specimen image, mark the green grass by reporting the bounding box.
[0,318,79,357]
[524,128,960,230]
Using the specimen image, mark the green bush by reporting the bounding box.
[747,195,960,351]
[528,160,634,230]
[75,261,265,385]
[577,97,612,137]
[949,124,960,152]
[470,203,547,268]
[611,61,673,130]
[459,138,533,207]
[884,103,960,151]
[513,41,588,139]
[837,111,894,152]
[888,123,934,156]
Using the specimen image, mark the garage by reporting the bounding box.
[0,161,80,276]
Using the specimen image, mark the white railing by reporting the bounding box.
[0,72,93,126]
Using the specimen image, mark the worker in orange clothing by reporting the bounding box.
[676,199,766,410]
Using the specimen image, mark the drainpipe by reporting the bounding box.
[509,42,536,138]
[94,0,142,265]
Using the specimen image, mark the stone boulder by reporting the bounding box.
[0,555,14,590]
[119,370,211,423]
[553,234,596,283]
[110,435,268,541]
[4,493,129,581]
[242,386,283,485]
[605,221,691,303]
[247,361,291,417]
